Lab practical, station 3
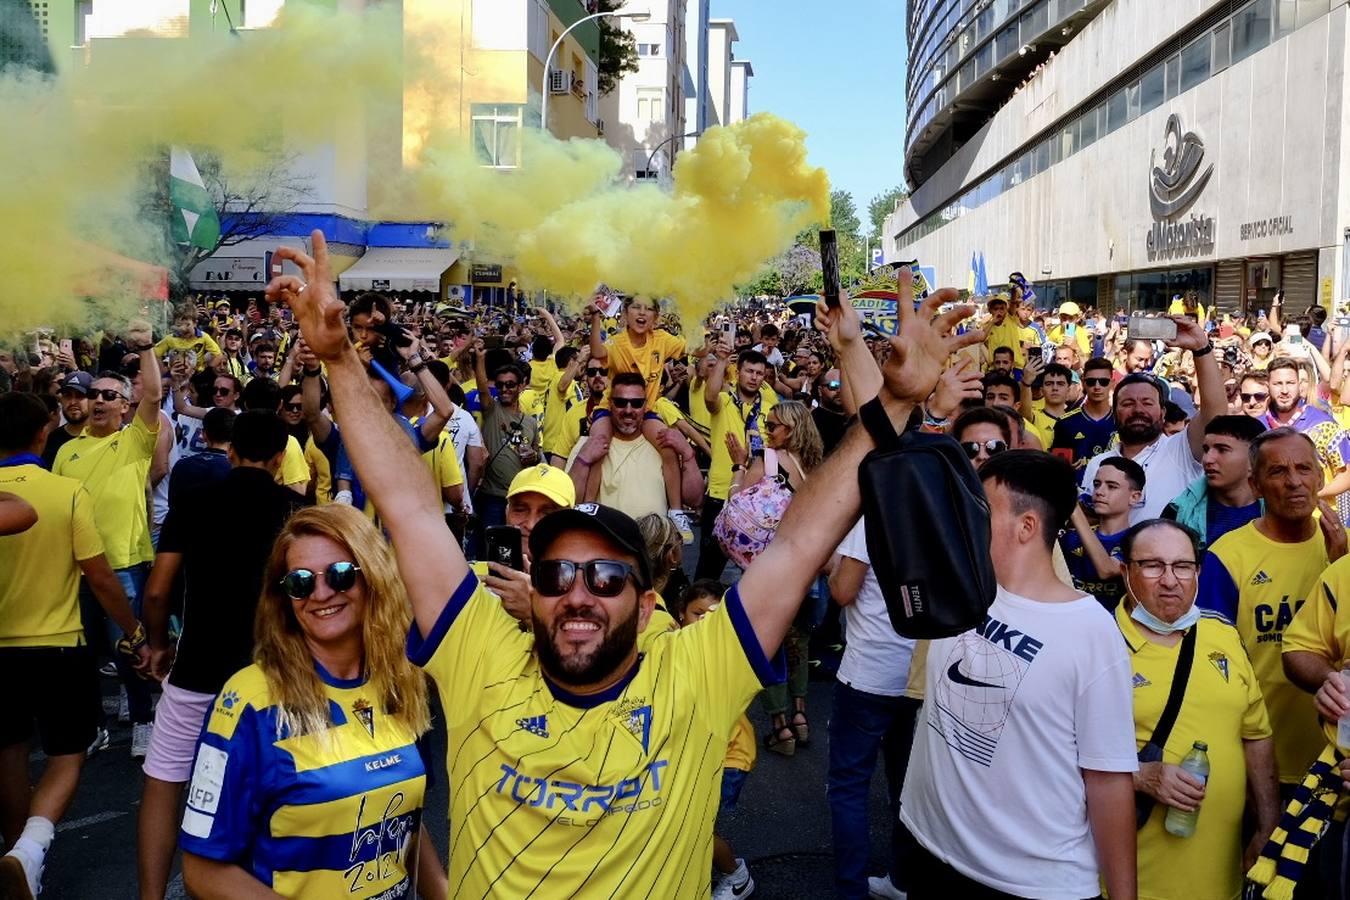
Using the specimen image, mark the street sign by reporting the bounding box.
[471,263,503,284]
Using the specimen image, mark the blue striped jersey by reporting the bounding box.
[180,662,426,898]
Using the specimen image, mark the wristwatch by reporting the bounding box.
[1192,342,1214,358]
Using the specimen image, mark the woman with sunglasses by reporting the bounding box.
[180,505,440,900]
[725,400,824,755]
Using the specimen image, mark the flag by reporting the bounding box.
[976,252,989,297]
[169,147,220,250]
[968,252,978,295]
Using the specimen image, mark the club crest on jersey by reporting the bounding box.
[1131,672,1151,689]
[613,698,653,753]
[1251,570,1272,586]
[1209,651,1230,682]
[352,698,375,737]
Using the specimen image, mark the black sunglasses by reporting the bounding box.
[214,386,235,396]
[93,388,128,402]
[961,439,1008,460]
[280,561,361,600]
[610,396,645,409]
[283,403,304,413]
[585,367,609,376]
[1240,391,1269,403]
[495,380,520,389]
[823,380,842,390]
[1084,377,1112,387]
[532,559,640,597]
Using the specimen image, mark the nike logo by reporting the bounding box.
[947,660,1003,689]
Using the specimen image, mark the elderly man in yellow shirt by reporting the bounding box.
[53,321,162,758]
[1120,519,1278,900]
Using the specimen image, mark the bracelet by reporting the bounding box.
[921,405,950,428]
[302,367,322,378]
[1191,343,1214,358]
[409,361,427,374]
[131,343,154,353]
[731,463,746,472]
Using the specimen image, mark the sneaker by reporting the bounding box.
[131,722,153,759]
[868,874,907,900]
[117,686,129,724]
[85,726,110,758]
[668,508,695,545]
[712,859,754,900]
[98,661,117,678]
[0,850,41,899]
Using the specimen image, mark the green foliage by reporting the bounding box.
[867,185,908,241]
[596,0,639,95]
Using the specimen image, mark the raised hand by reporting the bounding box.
[1167,315,1210,352]
[264,230,348,362]
[929,355,984,420]
[882,267,982,405]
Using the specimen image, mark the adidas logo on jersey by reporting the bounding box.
[1131,672,1151,689]
[1074,432,1086,440]
[1251,570,1272,586]
[516,714,549,738]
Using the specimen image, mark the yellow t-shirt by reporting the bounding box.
[529,358,560,391]
[1026,408,1062,450]
[0,462,104,647]
[687,378,713,437]
[1116,604,1270,900]
[1285,553,1350,747]
[639,600,679,653]
[543,380,588,459]
[1168,299,1208,322]
[707,390,778,501]
[724,714,756,773]
[604,330,687,408]
[1200,522,1328,781]
[652,397,685,428]
[408,574,780,897]
[303,435,332,504]
[153,333,222,372]
[53,416,159,569]
[274,435,309,490]
[1049,323,1092,357]
[426,428,466,506]
[519,388,546,418]
[984,319,1026,367]
[567,434,665,522]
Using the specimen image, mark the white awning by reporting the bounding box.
[338,247,459,293]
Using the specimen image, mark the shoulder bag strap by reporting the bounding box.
[1147,625,1199,752]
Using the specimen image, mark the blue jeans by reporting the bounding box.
[827,681,920,899]
[82,563,154,725]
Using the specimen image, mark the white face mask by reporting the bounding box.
[1126,572,1201,634]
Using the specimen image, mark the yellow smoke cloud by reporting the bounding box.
[0,3,402,334]
[392,112,830,322]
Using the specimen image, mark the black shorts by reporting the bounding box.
[0,646,99,756]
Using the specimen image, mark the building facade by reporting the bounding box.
[887,0,1345,316]
[683,0,711,151]
[599,0,688,181]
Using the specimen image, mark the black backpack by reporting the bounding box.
[857,401,997,639]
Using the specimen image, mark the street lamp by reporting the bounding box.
[540,9,651,134]
[643,131,699,181]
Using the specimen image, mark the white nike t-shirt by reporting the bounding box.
[901,586,1137,899]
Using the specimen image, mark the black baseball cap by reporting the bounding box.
[527,503,653,589]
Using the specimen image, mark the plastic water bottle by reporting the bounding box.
[1337,668,1350,750]
[1164,742,1210,838]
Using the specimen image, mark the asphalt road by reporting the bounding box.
[28,676,895,899]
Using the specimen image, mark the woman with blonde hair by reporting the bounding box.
[725,400,825,755]
[180,504,441,899]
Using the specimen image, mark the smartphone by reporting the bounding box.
[484,525,524,572]
[1127,315,1177,342]
[819,229,841,308]
[59,338,72,359]
[1025,345,1042,363]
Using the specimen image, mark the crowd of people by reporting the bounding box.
[6,241,1350,900]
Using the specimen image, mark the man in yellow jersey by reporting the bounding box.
[699,344,776,580]
[1280,547,1350,890]
[1197,428,1349,786]
[983,295,1025,370]
[267,233,983,898]
[1118,520,1277,900]
[0,393,148,900]
[53,321,162,759]
[554,356,609,467]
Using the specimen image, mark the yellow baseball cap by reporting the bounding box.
[507,464,576,508]
[1059,301,1082,317]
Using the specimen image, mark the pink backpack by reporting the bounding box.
[713,449,796,569]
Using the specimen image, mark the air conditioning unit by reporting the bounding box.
[548,69,573,94]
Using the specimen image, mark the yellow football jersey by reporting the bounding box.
[1198,522,1328,781]
[410,574,781,897]
[53,417,159,569]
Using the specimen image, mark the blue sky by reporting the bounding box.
[712,0,908,224]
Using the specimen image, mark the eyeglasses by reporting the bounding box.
[532,559,640,597]
[495,380,520,389]
[214,386,235,396]
[1241,391,1269,403]
[1084,377,1112,387]
[765,420,787,432]
[1130,559,1199,580]
[92,388,128,402]
[610,396,645,409]
[823,380,842,390]
[280,561,362,600]
[585,367,609,376]
[961,439,1008,460]
[1253,340,1272,348]
[283,403,304,413]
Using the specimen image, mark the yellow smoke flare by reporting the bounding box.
[392,112,830,322]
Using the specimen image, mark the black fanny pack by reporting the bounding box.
[856,399,997,639]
